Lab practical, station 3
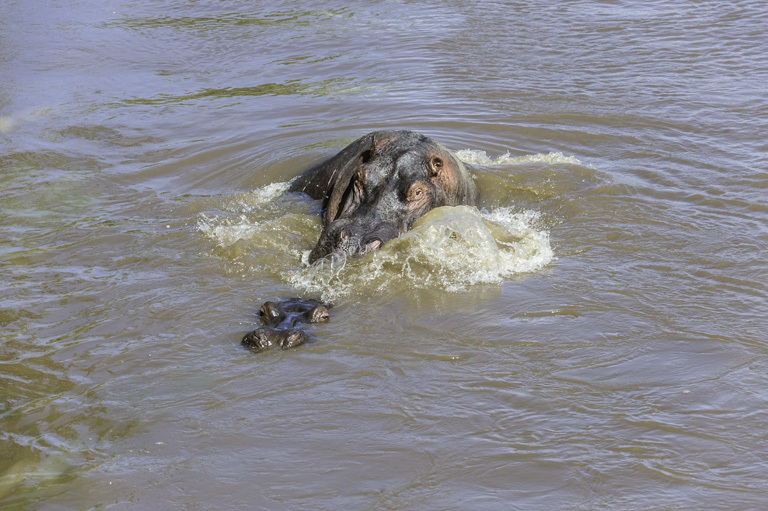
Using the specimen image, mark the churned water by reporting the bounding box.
[2,0,768,509]
[198,176,554,300]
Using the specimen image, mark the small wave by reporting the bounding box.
[456,149,583,167]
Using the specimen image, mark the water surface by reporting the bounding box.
[2,0,768,509]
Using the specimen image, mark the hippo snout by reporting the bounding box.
[309,221,398,263]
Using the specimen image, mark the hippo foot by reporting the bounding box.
[242,297,333,353]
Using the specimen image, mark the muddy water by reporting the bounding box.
[2,0,768,509]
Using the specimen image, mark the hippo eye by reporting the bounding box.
[407,183,428,203]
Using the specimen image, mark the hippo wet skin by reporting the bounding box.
[290,130,477,263]
[242,298,332,353]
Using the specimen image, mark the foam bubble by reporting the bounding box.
[0,107,54,134]
[197,180,309,248]
[196,181,321,268]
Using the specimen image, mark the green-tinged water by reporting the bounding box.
[2,0,767,509]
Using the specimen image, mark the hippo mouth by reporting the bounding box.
[310,226,394,263]
[362,237,382,253]
[310,237,384,265]
[338,234,384,258]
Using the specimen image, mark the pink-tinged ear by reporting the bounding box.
[428,156,444,178]
[427,152,463,204]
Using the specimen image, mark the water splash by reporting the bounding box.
[227,181,292,213]
[289,205,553,300]
[197,177,554,300]
[196,181,320,267]
[197,213,264,249]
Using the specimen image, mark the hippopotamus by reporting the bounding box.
[290,130,477,263]
[243,131,476,354]
[241,298,332,352]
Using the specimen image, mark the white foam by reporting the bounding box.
[0,115,16,133]
[197,180,306,248]
[196,180,320,264]
[456,149,583,167]
[227,181,292,213]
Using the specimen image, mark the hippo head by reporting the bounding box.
[292,131,477,263]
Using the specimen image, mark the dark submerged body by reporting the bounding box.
[290,130,477,263]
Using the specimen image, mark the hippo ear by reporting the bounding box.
[290,133,377,225]
[426,153,472,205]
[325,135,376,223]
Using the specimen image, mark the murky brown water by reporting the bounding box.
[2,0,768,509]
